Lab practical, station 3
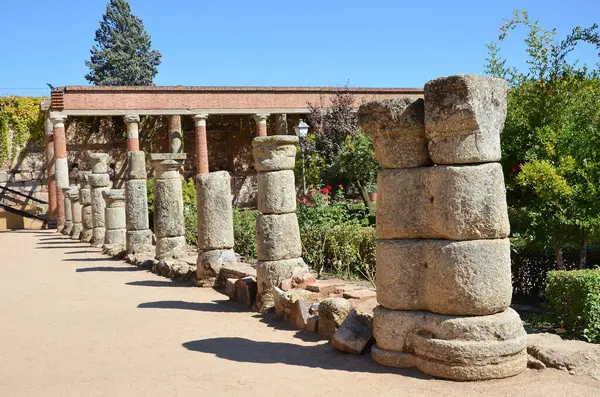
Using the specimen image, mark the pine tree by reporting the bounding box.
[85,0,161,86]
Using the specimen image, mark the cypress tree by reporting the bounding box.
[85,0,161,86]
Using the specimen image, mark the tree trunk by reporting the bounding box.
[355,180,374,215]
[554,236,566,270]
[579,229,589,270]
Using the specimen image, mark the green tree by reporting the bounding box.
[486,10,600,269]
[85,0,161,86]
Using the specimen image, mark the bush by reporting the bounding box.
[233,207,258,259]
[325,224,375,283]
[545,269,600,343]
[182,178,197,246]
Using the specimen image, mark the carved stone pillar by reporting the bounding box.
[193,114,209,174]
[69,187,82,240]
[150,153,187,260]
[103,189,126,255]
[169,115,183,153]
[88,153,111,247]
[358,74,526,381]
[125,151,152,255]
[61,187,73,235]
[79,171,93,242]
[44,116,57,228]
[51,115,68,230]
[253,136,308,312]
[254,113,269,137]
[124,115,140,152]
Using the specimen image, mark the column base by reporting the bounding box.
[255,257,309,313]
[372,307,527,380]
[104,229,126,247]
[70,223,83,240]
[196,248,238,287]
[80,228,93,243]
[91,227,106,247]
[126,230,153,255]
[155,236,186,260]
[61,221,73,235]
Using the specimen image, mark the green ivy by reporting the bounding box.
[0,96,45,164]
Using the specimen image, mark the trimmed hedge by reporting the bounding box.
[545,269,600,343]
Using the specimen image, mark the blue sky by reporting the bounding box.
[1,0,598,96]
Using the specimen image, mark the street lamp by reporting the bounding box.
[295,119,309,196]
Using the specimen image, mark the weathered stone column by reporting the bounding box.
[61,187,73,235]
[125,151,152,255]
[88,153,111,247]
[253,136,308,312]
[51,115,68,230]
[102,189,126,255]
[150,153,187,260]
[254,113,269,137]
[124,115,140,152]
[44,115,57,228]
[358,74,526,381]
[169,115,183,153]
[69,187,82,240]
[79,172,93,242]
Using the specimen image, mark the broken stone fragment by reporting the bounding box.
[235,277,257,307]
[306,279,346,294]
[318,298,352,339]
[332,310,374,355]
[424,74,507,165]
[305,315,318,333]
[225,278,238,301]
[196,249,238,287]
[290,299,312,329]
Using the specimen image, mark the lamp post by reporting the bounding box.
[294,119,309,196]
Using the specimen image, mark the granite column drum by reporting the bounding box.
[357,74,526,381]
[61,187,73,235]
[125,151,152,255]
[195,171,237,286]
[252,136,308,312]
[79,172,93,242]
[149,153,187,260]
[88,153,111,247]
[69,188,82,240]
[102,189,126,255]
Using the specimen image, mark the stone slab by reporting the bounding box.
[343,289,377,300]
[332,309,374,354]
[305,279,346,294]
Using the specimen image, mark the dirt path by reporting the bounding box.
[1,230,599,396]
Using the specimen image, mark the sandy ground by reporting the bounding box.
[1,229,599,397]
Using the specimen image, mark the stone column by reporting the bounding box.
[168,115,182,153]
[149,153,187,260]
[79,171,93,242]
[125,151,152,255]
[88,153,111,247]
[124,115,140,152]
[51,115,68,230]
[358,75,526,381]
[253,136,308,312]
[274,114,288,135]
[193,114,209,174]
[254,114,269,137]
[103,189,126,255]
[44,116,57,228]
[61,187,73,235]
[69,187,82,240]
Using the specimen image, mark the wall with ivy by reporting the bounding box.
[0,96,45,167]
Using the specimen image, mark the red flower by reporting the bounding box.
[321,187,330,195]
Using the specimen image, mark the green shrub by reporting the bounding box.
[545,269,600,343]
[325,224,376,283]
[233,207,258,259]
[182,178,197,246]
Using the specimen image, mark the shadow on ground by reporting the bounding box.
[252,313,326,343]
[64,257,121,262]
[76,266,145,273]
[182,337,429,377]
[138,299,249,313]
[126,280,192,288]
[64,250,99,255]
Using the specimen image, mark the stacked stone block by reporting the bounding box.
[252,136,308,312]
[79,172,93,242]
[102,189,126,255]
[69,187,82,240]
[149,153,187,260]
[358,74,526,381]
[196,171,237,287]
[125,151,152,255]
[61,187,73,235]
[88,153,111,247]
